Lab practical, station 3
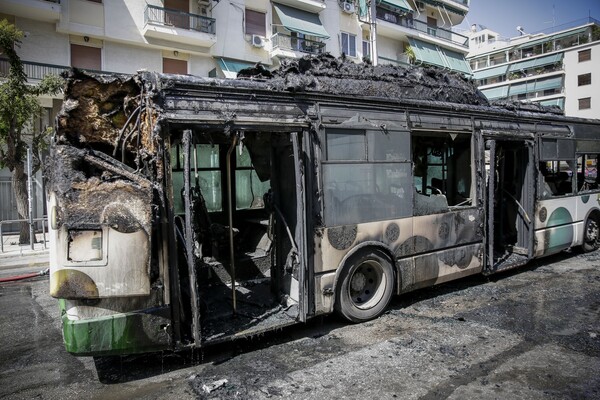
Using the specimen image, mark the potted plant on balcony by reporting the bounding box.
[404,45,416,64]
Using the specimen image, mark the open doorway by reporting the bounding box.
[487,139,534,272]
[170,130,307,344]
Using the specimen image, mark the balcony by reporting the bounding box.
[376,7,469,48]
[0,0,61,22]
[0,58,68,82]
[270,33,326,58]
[143,5,216,49]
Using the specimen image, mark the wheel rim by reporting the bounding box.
[586,218,599,245]
[347,260,387,310]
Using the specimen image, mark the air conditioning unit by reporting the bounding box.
[343,2,355,14]
[252,34,265,48]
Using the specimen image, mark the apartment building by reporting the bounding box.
[467,19,600,118]
[0,0,471,228]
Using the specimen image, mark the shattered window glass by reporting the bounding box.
[412,132,472,214]
[172,144,223,214]
[236,145,270,210]
[539,160,574,198]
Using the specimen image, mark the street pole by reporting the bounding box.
[27,147,34,250]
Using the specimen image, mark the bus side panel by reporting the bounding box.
[314,218,413,315]
[409,209,484,290]
[534,196,592,257]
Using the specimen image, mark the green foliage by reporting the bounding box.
[0,19,63,171]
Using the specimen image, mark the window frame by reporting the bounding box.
[70,43,102,70]
[340,32,357,58]
[579,97,592,110]
[578,49,591,62]
[578,73,592,86]
[245,8,266,37]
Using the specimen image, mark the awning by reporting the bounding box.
[442,48,471,74]
[473,64,509,80]
[380,0,414,13]
[509,81,533,96]
[534,76,563,91]
[538,98,565,109]
[273,3,329,38]
[517,27,588,49]
[409,38,446,68]
[216,58,256,79]
[480,85,509,100]
[409,38,471,75]
[508,53,562,72]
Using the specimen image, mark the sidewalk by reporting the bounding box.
[0,233,50,271]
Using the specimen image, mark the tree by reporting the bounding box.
[0,19,63,244]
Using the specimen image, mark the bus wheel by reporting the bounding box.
[582,214,600,252]
[335,249,394,322]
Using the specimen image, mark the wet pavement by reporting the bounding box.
[1,250,599,399]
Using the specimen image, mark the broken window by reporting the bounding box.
[323,129,412,226]
[412,132,473,215]
[576,154,600,192]
[235,146,270,210]
[539,161,575,198]
[171,143,222,214]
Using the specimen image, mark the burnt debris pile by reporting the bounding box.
[239,53,490,106]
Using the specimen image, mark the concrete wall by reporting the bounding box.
[563,42,600,118]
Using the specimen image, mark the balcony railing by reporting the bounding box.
[376,7,469,47]
[271,33,326,55]
[0,58,68,81]
[144,5,215,35]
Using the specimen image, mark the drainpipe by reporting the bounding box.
[370,0,378,65]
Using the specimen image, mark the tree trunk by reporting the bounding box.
[12,163,31,245]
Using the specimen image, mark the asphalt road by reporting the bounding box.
[1,250,599,399]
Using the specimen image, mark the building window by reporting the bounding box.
[70,44,101,70]
[245,9,266,36]
[341,32,356,57]
[579,97,591,110]
[163,58,187,74]
[578,73,592,86]
[362,40,370,60]
[579,49,591,62]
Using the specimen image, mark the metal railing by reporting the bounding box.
[376,7,469,47]
[144,5,215,35]
[378,54,411,66]
[271,33,326,54]
[0,218,47,252]
[0,59,69,81]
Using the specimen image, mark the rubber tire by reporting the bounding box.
[335,248,395,323]
[582,214,600,252]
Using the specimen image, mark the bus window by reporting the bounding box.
[171,143,222,214]
[235,145,270,209]
[577,154,600,192]
[323,129,412,226]
[412,132,472,215]
[539,160,575,197]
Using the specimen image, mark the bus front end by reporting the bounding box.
[46,71,172,356]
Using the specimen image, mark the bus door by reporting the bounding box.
[485,137,535,273]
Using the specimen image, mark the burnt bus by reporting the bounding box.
[46,57,600,355]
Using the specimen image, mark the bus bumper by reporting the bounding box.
[59,301,172,356]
